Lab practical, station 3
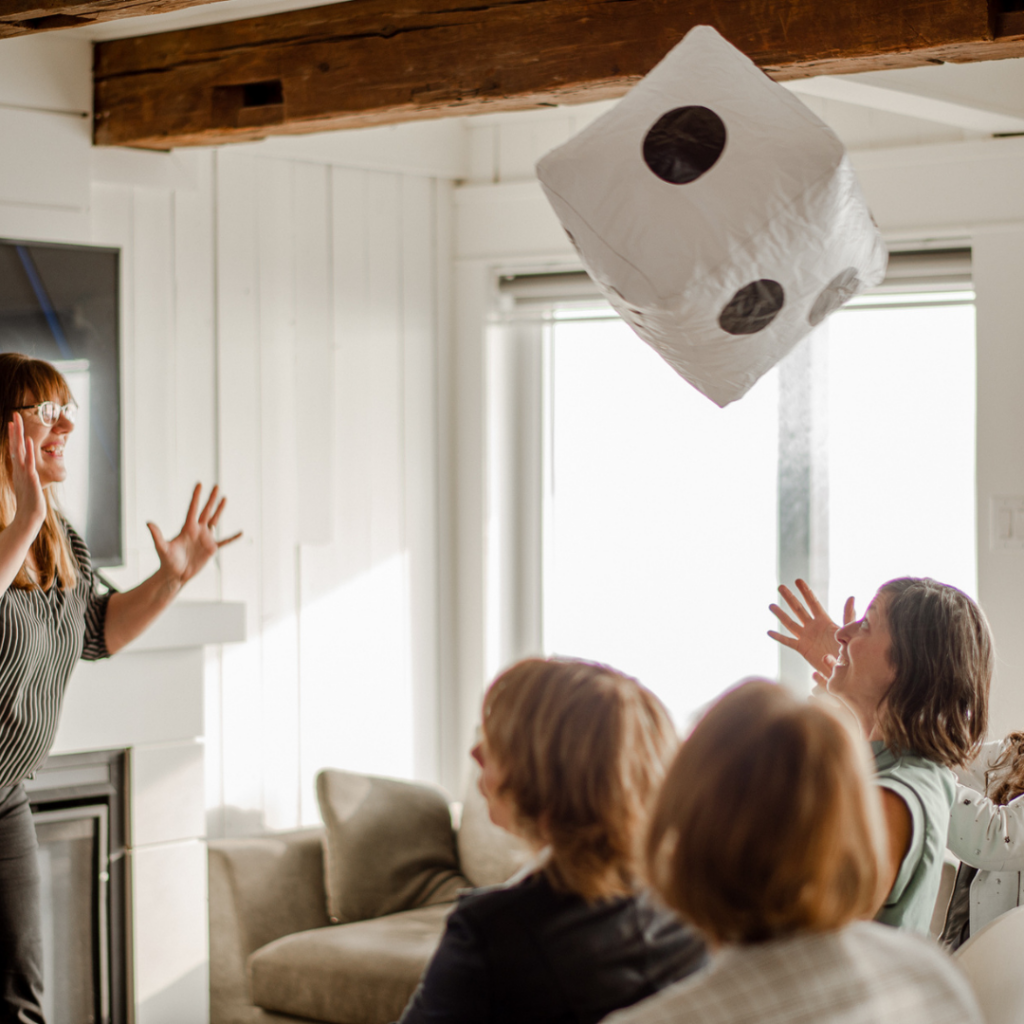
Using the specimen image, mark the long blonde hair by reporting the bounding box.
[0,353,78,590]
[482,657,677,901]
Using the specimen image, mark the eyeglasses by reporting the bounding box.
[15,401,78,427]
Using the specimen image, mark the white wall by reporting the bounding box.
[0,34,459,839]
[210,152,453,831]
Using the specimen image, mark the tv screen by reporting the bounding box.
[0,239,122,566]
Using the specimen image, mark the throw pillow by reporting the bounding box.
[457,765,534,889]
[316,769,469,924]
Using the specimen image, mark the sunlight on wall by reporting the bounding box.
[826,301,977,612]
[298,552,414,824]
[543,318,779,731]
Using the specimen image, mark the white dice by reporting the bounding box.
[536,25,887,407]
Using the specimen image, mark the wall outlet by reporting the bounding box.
[991,496,1024,549]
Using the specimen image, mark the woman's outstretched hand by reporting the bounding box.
[147,484,242,587]
[8,413,46,534]
[105,485,242,654]
[768,579,855,679]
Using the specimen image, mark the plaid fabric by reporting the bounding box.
[603,921,981,1024]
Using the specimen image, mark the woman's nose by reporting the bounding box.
[54,414,74,433]
[835,622,853,644]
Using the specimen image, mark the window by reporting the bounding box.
[543,313,778,726]
[490,250,976,727]
[824,296,976,610]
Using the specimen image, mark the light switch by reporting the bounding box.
[999,508,1013,541]
[991,497,1024,549]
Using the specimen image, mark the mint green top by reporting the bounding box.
[873,742,956,935]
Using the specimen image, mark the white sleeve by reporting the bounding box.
[953,740,1006,792]
[948,783,1024,871]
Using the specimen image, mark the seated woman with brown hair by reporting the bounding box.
[396,657,707,1024]
[769,577,992,934]
[604,680,982,1024]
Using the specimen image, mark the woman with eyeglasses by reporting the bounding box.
[0,352,241,1024]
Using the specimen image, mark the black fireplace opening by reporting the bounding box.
[25,750,128,1024]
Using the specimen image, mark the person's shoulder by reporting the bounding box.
[452,871,561,925]
[598,963,707,1024]
[60,518,88,553]
[885,749,940,775]
[840,919,962,974]
[840,918,931,949]
[842,922,981,1009]
[884,752,957,807]
[631,888,704,945]
[956,740,1006,790]
[59,518,93,570]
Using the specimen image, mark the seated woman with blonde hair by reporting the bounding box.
[604,680,982,1024]
[396,657,707,1024]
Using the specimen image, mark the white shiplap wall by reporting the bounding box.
[93,152,452,837]
[209,151,450,833]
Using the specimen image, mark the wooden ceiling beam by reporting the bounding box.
[0,0,225,39]
[93,0,1024,150]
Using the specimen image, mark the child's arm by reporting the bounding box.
[953,739,1008,793]
[949,784,1024,871]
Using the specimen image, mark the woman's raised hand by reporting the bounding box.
[146,484,242,587]
[768,579,854,677]
[8,414,46,534]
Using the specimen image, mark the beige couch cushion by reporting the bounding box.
[317,769,468,924]
[456,766,534,889]
[248,904,451,1024]
[209,829,331,1024]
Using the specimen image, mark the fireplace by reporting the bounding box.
[25,750,128,1024]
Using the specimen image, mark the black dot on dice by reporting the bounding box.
[808,268,861,326]
[719,280,785,335]
[642,106,727,185]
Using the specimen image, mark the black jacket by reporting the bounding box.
[396,871,707,1024]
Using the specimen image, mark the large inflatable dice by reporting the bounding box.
[536,25,887,407]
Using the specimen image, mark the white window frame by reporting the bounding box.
[486,247,975,687]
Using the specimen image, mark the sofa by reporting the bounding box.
[210,766,961,1024]
[209,768,531,1024]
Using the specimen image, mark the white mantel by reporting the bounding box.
[52,601,246,1024]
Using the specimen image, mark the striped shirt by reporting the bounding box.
[0,523,113,787]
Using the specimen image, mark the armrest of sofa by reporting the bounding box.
[209,828,331,1024]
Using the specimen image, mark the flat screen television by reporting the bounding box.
[0,239,122,566]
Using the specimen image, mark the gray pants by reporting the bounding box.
[0,785,43,1024]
